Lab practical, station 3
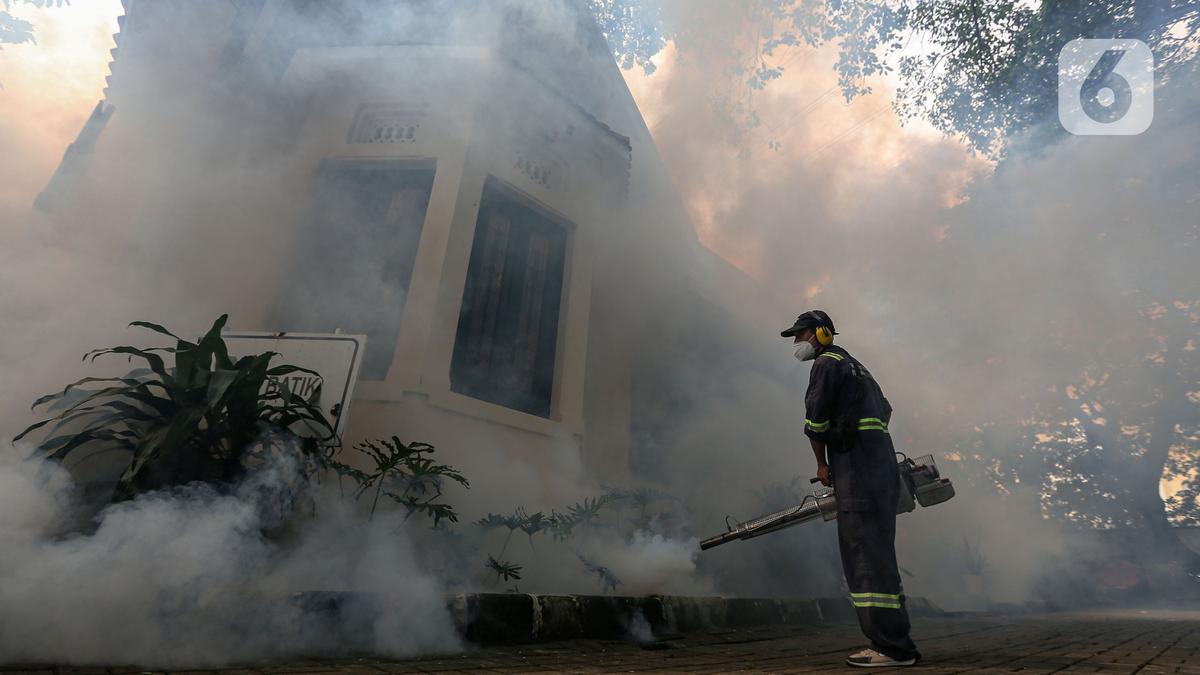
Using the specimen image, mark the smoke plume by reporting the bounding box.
[0,5,1197,670]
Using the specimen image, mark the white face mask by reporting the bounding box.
[793,341,816,362]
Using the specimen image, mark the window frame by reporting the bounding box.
[274,157,438,381]
[449,175,573,419]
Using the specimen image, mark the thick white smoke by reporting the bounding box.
[624,12,1200,609]
[0,449,460,665]
[1,3,1197,662]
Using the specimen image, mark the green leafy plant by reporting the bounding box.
[518,510,549,535]
[14,315,335,501]
[476,507,551,586]
[327,436,469,526]
[539,493,622,544]
[475,511,519,533]
[546,509,578,543]
[559,494,618,535]
[477,508,528,555]
[579,555,622,594]
[485,555,523,583]
[605,486,683,532]
[473,488,685,592]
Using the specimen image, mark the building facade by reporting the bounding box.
[39,0,784,500]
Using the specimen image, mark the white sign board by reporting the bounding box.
[222,332,366,438]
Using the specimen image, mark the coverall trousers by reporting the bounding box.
[829,430,920,662]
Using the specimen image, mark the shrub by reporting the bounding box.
[326,436,469,526]
[15,315,336,501]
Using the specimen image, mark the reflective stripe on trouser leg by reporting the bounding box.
[850,592,904,609]
[830,435,919,662]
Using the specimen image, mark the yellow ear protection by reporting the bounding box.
[800,311,835,346]
[815,324,834,346]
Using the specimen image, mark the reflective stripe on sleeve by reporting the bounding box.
[806,419,830,432]
[856,417,889,432]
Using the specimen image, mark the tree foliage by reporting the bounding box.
[0,0,66,48]
[586,0,668,74]
[591,0,1199,156]
[12,1,1198,155]
[892,0,1199,155]
[946,294,1200,531]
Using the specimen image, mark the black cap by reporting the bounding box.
[781,310,837,338]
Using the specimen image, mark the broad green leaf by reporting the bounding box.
[192,315,228,372]
[85,346,173,385]
[34,428,137,463]
[265,364,322,378]
[39,406,140,439]
[128,320,182,341]
[29,376,151,410]
[206,368,239,407]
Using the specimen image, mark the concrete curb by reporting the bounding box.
[446,593,945,644]
[292,592,944,646]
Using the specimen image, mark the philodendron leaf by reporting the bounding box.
[485,556,522,582]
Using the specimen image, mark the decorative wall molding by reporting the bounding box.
[348,105,424,144]
[514,150,564,191]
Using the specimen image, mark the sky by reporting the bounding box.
[620,39,985,284]
[0,1,976,265]
[0,1,123,220]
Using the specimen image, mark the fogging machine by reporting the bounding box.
[700,454,955,550]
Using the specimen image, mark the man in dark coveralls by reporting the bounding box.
[782,310,920,668]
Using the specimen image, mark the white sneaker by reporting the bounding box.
[846,647,918,667]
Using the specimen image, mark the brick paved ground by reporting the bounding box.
[3,610,1198,674]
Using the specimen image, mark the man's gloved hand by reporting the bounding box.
[816,464,832,487]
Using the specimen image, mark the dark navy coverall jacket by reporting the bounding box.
[804,344,920,661]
